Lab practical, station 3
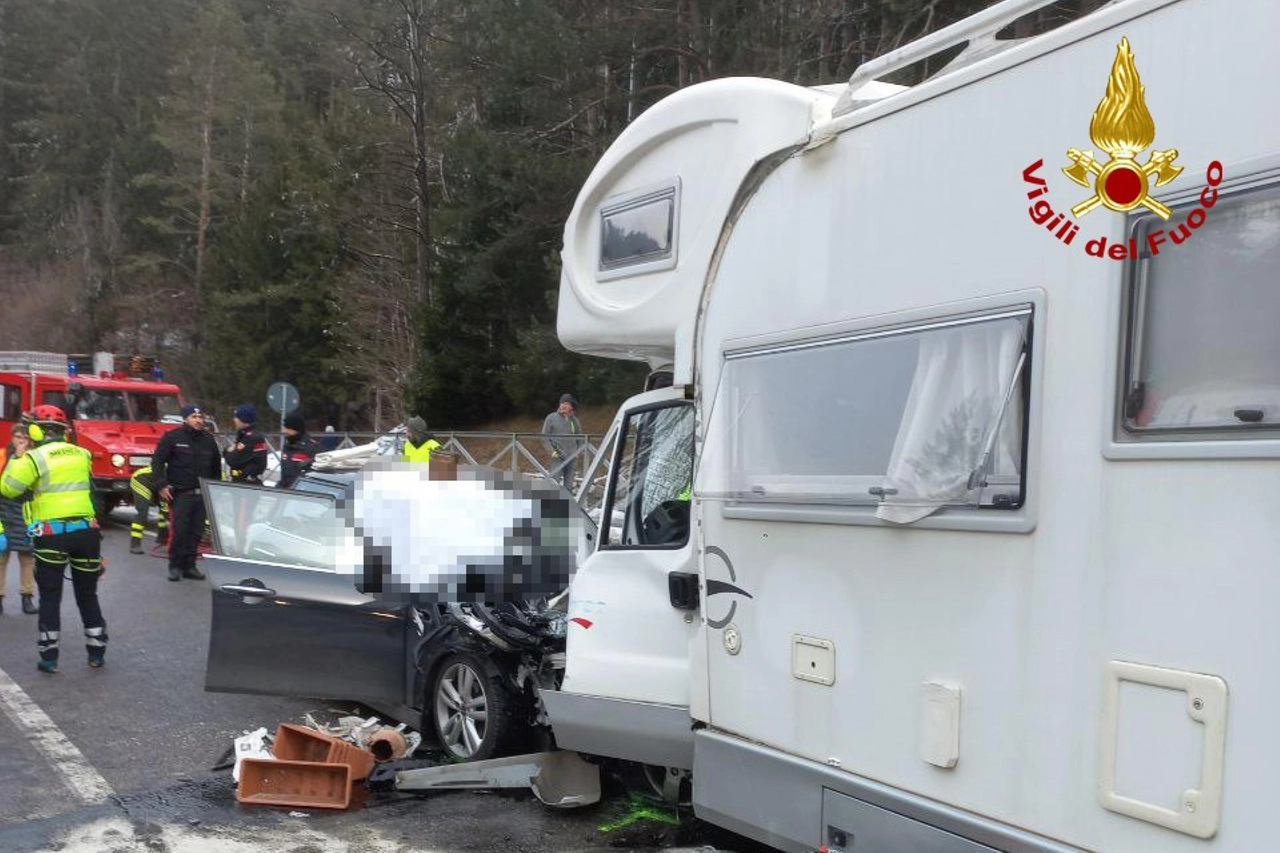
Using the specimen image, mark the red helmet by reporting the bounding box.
[31,404,68,426]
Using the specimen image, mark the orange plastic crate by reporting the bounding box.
[236,758,352,809]
[273,724,375,781]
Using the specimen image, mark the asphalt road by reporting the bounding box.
[0,517,770,853]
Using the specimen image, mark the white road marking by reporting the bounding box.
[0,665,114,803]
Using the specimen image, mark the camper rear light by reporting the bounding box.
[110,454,125,468]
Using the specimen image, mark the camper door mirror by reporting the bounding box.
[67,381,84,396]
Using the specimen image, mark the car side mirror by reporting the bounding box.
[67,381,84,396]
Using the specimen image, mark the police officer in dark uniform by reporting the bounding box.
[223,403,268,484]
[277,412,320,489]
[151,404,221,582]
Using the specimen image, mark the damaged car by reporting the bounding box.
[201,465,592,761]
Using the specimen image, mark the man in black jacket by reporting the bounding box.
[277,413,320,489]
[223,403,268,484]
[152,405,221,582]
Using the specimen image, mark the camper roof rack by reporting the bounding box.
[833,0,1117,117]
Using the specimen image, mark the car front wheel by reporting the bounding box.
[430,653,519,761]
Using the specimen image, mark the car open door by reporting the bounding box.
[542,386,700,768]
[202,481,406,706]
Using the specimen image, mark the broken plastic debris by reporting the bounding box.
[303,713,421,758]
[288,811,310,818]
[232,727,272,784]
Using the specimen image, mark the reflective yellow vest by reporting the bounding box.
[0,440,94,523]
[402,438,441,463]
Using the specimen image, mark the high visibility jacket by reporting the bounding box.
[0,440,94,523]
[402,438,441,463]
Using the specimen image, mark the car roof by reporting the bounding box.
[294,471,355,499]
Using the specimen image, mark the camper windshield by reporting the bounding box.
[127,392,182,422]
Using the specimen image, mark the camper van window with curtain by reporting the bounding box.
[1121,181,1280,438]
[700,309,1031,523]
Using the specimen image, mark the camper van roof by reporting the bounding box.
[811,0,1152,148]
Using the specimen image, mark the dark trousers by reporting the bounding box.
[169,490,207,571]
[552,456,578,492]
[34,528,106,664]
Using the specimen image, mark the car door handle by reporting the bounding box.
[220,583,276,598]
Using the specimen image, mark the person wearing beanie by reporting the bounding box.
[278,412,320,489]
[151,404,221,582]
[400,416,441,463]
[541,393,584,492]
[223,402,267,484]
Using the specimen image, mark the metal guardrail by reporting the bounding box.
[226,430,607,494]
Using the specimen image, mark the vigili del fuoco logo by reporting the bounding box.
[1021,37,1223,260]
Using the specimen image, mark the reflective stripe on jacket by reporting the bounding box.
[130,466,156,501]
[0,440,94,523]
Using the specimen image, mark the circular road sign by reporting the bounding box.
[266,381,300,415]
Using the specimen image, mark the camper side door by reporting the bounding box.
[546,386,699,769]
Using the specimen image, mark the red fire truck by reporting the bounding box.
[0,352,185,519]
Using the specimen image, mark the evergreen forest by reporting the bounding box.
[0,0,1101,429]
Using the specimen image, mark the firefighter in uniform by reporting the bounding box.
[0,406,106,673]
[152,404,221,582]
[278,412,320,489]
[223,403,268,483]
[128,465,169,554]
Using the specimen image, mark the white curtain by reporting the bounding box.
[876,318,1026,524]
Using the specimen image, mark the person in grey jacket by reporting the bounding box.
[541,393,584,492]
[0,424,38,614]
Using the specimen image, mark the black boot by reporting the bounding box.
[129,539,144,555]
[183,565,206,580]
[21,594,36,615]
[0,597,4,614]
[168,566,181,582]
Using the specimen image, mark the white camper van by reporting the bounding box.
[543,0,1280,851]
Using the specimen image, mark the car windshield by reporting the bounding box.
[128,392,182,421]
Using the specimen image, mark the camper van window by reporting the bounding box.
[700,309,1030,522]
[598,181,680,278]
[601,402,694,549]
[1122,181,1280,437]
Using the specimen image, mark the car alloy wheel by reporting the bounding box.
[433,656,494,760]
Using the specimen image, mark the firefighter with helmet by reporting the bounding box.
[0,405,107,673]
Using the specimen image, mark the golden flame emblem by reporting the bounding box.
[1063,38,1182,219]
